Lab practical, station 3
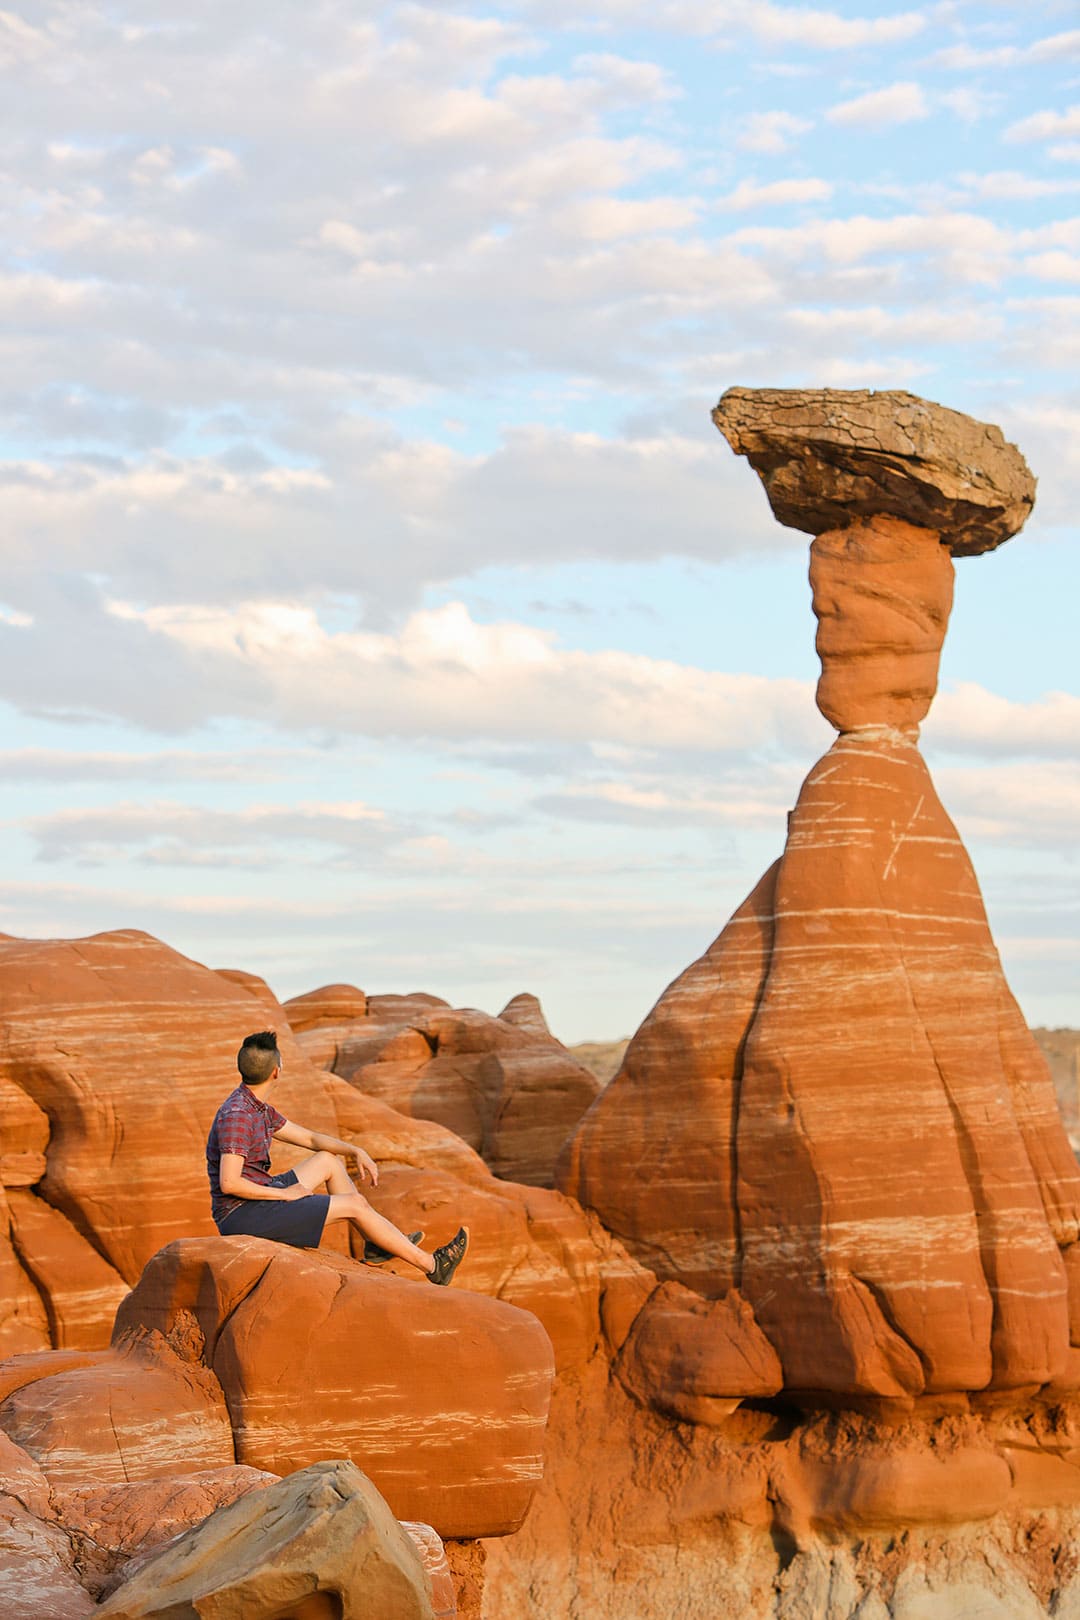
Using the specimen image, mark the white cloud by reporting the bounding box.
[930,30,1080,72]
[722,177,833,210]
[928,682,1080,759]
[0,748,317,782]
[18,799,400,868]
[0,424,786,617]
[1023,250,1080,284]
[737,110,813,153]
[1006,105,1080,145]
[743,3,924,50]
[91,597,821,751]
[826,80,929,129]
[528,0,924,51]
[937,762,1080,847]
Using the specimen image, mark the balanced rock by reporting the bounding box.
[95,1459,439,1620]
[563,388,1080,1399]
[712,386,1036,554]
[114,1236,555,1538]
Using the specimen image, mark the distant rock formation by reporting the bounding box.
[1036,1027,1080,1153]
[562,387,1080,1400]
[289,984,601,1187]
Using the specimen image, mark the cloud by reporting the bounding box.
[1006,105,1080,145]
[930,30,1080,72]
[88,597,821,750]
[528,0,924,51]
[737,110,814,154]
[928,682,1080,760]
[0,747,319,782]
[18,799,403,869]
[937,762,1080,847]
[826,81,930,129]
[742,3,924,50]
[722,178,833,210]
[0,423,787,617]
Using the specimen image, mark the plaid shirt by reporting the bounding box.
[206,1085,287,1225]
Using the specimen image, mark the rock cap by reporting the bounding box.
[712,386,1035,555]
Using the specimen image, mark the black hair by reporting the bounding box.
[237,1029,281,1086]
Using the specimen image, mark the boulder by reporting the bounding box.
[95,1459,439,1620]
[616,1281,783,1424]
[114,1236,555,1538]
[712,386,1036,553]
[56,1466,277,1599]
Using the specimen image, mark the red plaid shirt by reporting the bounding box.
[206,1085,287,1224]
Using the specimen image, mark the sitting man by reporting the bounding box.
[206,1029,468,1285]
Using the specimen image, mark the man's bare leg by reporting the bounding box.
[291,1150,435,1274]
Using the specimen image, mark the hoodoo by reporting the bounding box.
[561,387,1080,1399]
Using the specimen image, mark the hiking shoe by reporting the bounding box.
[363,1230,424,1265]
[428,1225,469,1287]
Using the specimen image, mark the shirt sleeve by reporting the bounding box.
[216,1108,256,1159]
[268,1103,287,1134]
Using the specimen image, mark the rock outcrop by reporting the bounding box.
[114,1236,555,1538]
[95,1460,442,1620]
[293,986,601,1186]
[0,931,601,1365]
[563,388,1080,1402]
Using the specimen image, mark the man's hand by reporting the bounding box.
[281,1182,313,1201]
[346,1145,379,1187]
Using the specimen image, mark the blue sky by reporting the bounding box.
[1,0,1079,1040]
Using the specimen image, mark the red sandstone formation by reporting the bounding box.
[562,387,1080,1405]
[292,985,601,1186]
[114,1237,554,1537]
[4,389,1080,1619]
[0,930,600,1365]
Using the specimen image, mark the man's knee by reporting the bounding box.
[350,1192,370,1215]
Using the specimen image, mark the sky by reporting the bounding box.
[2,0,1079,1043]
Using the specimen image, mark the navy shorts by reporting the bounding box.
[216,1170,331,1249]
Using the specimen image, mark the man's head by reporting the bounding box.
[237,1029,281,1087]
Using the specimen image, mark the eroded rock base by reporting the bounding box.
[483,1359,1080,1620]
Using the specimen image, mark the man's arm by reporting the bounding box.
[273,1120,379,1186]
[218,1152,311,1202]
